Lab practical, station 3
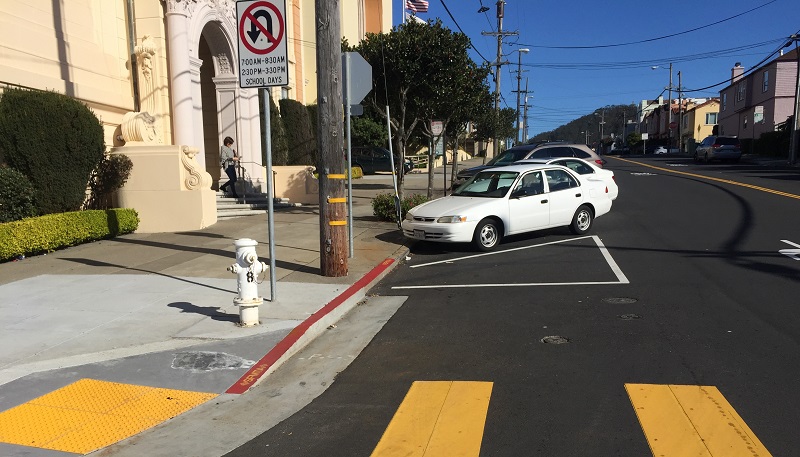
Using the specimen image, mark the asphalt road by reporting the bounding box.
[226,156,800,456]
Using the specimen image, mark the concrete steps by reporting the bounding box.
[216,192,301,219]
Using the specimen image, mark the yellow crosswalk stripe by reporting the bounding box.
[371,381,493,457]
[625,383,772,456]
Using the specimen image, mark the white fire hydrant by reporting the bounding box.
[226,238,269,326]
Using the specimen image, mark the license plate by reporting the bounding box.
[414,229,425,239]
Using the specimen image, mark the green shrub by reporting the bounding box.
[0,208,139,261]
[260,91,289,165]
[86,154,133,210]
[351,166,363,179]
[279,98,317,166]
[0,166,37,222]
[0,87,105,215]
[372,192,429,222]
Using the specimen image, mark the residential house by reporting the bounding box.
[680,98,719,154]
[717,48,799,141]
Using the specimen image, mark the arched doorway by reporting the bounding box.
[198,22,238,190]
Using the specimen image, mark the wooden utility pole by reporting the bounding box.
[315,0,348,277]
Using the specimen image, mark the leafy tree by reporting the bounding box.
[350,116,388,148]
[346,19,492,197]
[627,132,642,152]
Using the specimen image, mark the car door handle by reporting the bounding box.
[541,199,548,204]
[575,193,581,197]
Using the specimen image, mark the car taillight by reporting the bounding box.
[712,143,721,148]
[595,160,603,167]
[612,176,617,183]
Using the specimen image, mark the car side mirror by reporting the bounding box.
[511,188,527,198]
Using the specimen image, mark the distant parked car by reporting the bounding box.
[518,157,618,201]
[452,143,605,188]
[694,136,741,163]
[351,146,413,174]
[653,146,680,154]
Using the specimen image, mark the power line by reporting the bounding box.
[517,0,777,49]
[439,0,492,65]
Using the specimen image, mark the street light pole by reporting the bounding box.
[515,48,529,144]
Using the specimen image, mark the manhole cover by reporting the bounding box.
[602,297,638,305]
[541,335,570,344]
[618,313,641,320]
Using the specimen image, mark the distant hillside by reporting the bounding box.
[530,105,637,146]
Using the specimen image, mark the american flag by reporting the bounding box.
[406,0,429,13]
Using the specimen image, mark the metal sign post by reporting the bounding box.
[342,52,372,257]
[237,0,289,300]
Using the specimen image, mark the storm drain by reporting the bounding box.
[603,297,638,305]
[541,336,570,344]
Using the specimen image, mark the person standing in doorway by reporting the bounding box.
[219,136,239,198]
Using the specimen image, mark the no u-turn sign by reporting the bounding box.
[237,0,288,88]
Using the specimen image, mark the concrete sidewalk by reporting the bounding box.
[0,170,440,456]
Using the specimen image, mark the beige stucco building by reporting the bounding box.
[0,0,391,231]
[680,99,720,154]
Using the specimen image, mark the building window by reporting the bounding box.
[762,70,769,92]
[705,112,718,124]
[743,116,748,129]
[722,93,727,111]
[736,82,746,102]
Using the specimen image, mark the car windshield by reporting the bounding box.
[485,149,532,166]
[453,170,519,198]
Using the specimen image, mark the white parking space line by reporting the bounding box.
[393,235,629,290]
[410,236,595,269]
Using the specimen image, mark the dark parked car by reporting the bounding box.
[351,146,413,174]
[453,142,605,188]
[694,136,741,163]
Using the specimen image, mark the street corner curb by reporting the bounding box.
[225,254,404,395]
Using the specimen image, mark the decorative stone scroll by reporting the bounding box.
[181,145,211,190]
[121,111,162,144]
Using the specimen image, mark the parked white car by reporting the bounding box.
[401,163,614,251]
[518,157,618,201]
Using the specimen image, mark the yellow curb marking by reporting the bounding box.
[625,383,772,456]
[0,378,217,454]
[371,381,493,457]
[612,156,800,200]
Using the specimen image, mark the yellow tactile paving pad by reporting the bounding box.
[0,378,217,454]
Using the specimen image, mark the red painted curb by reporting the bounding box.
[226,258,395,394]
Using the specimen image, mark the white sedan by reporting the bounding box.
[518,157,618,201]
[401,163,614,251]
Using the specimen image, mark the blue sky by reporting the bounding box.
[394,0,800,137]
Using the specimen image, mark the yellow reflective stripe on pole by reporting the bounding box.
[328,174,347,179]
[327,197,347,203]
[329,220,347,226]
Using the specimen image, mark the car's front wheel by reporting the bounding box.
[569,205,593,235]
[473,218,502,251]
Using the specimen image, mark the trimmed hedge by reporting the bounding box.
[0,209,139,261]
[372,192,429,222]
[279,98,317,166]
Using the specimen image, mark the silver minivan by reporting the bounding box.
[695,136,742,163]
